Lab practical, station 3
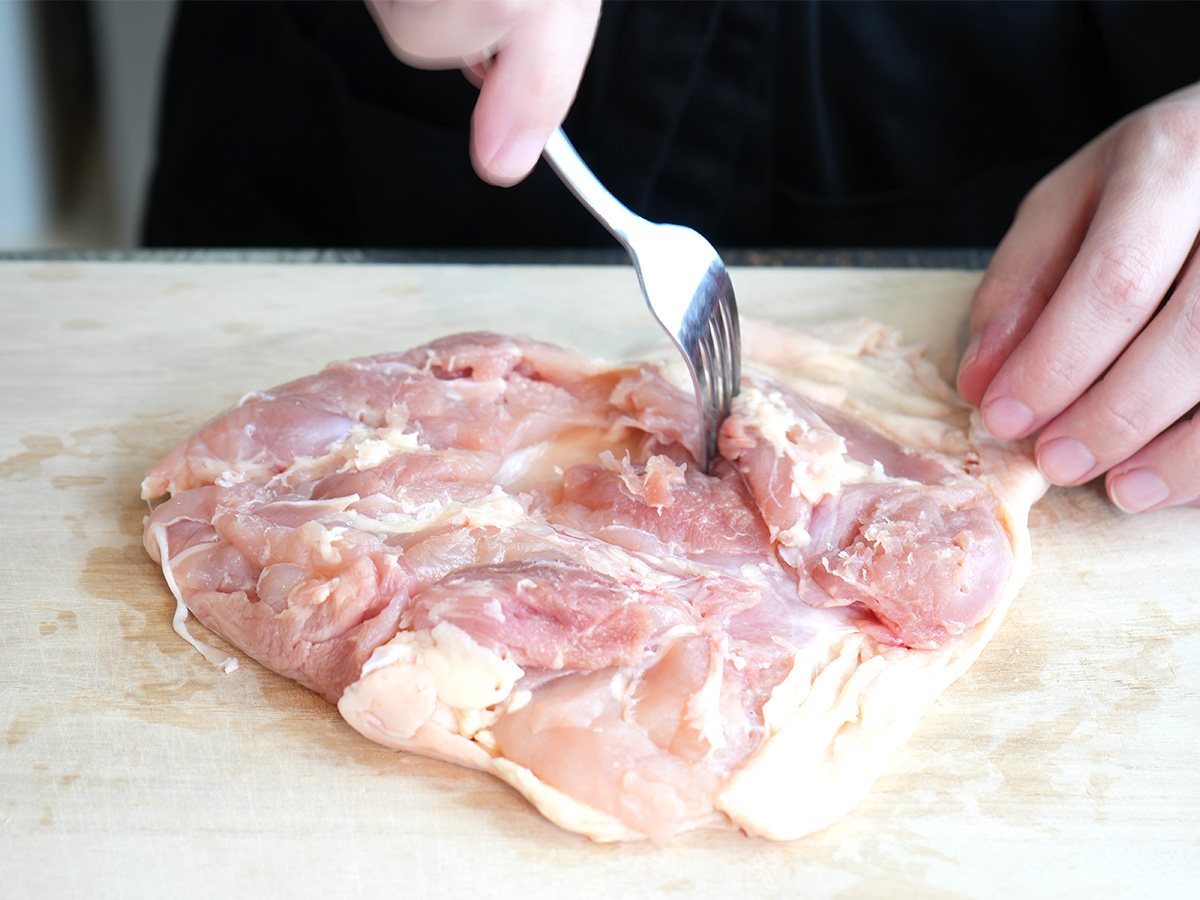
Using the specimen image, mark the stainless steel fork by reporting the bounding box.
[542,128,741,472]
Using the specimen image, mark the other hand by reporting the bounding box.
[957,81,1200,513]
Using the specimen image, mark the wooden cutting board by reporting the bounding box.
[3,260,1197,898]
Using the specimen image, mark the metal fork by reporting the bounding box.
[542,128,741,472]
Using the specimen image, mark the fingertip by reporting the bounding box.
[957,322,1014,409]
[1107,467,1171,513]
[470,87,544,186]
[469,57,559,187]
[1035,435,1096,486]
[980,394,1036,441]
[468,1,597,187]
[478,129,547,186]
[955,331,985,403]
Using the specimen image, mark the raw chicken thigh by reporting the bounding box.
[143,321,1046,841]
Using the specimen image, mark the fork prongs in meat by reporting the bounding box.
[694,273,740,470]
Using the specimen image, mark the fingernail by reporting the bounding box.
[959,331,982,373]
[1109,468,1170,513]
[486,130,547,185]
[982,395,1035,440]
[1037,436,1096,485]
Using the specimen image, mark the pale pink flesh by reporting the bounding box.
[143,332,1013,838]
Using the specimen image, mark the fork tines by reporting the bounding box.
[694,266,741,469]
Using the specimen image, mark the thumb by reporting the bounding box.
[470,0,600,186]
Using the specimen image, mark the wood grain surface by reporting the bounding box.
[2,261,1197,899]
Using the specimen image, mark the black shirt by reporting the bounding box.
[142,0,1200,250]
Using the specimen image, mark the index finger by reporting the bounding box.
[979,116,1200,442]
[956,151,1097,406]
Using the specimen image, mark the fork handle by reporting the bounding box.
[542,129,645,253]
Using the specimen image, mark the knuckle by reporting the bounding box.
[1084,239,1161,317]
[1035,345,1091,395]
[1092,389,1158,449]
[1120,101,1200,164]
[1169,295,1200,357]
[1015,336,1090,403]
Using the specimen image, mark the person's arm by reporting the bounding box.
[957,81,1200,513]
[366,0,602,186]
